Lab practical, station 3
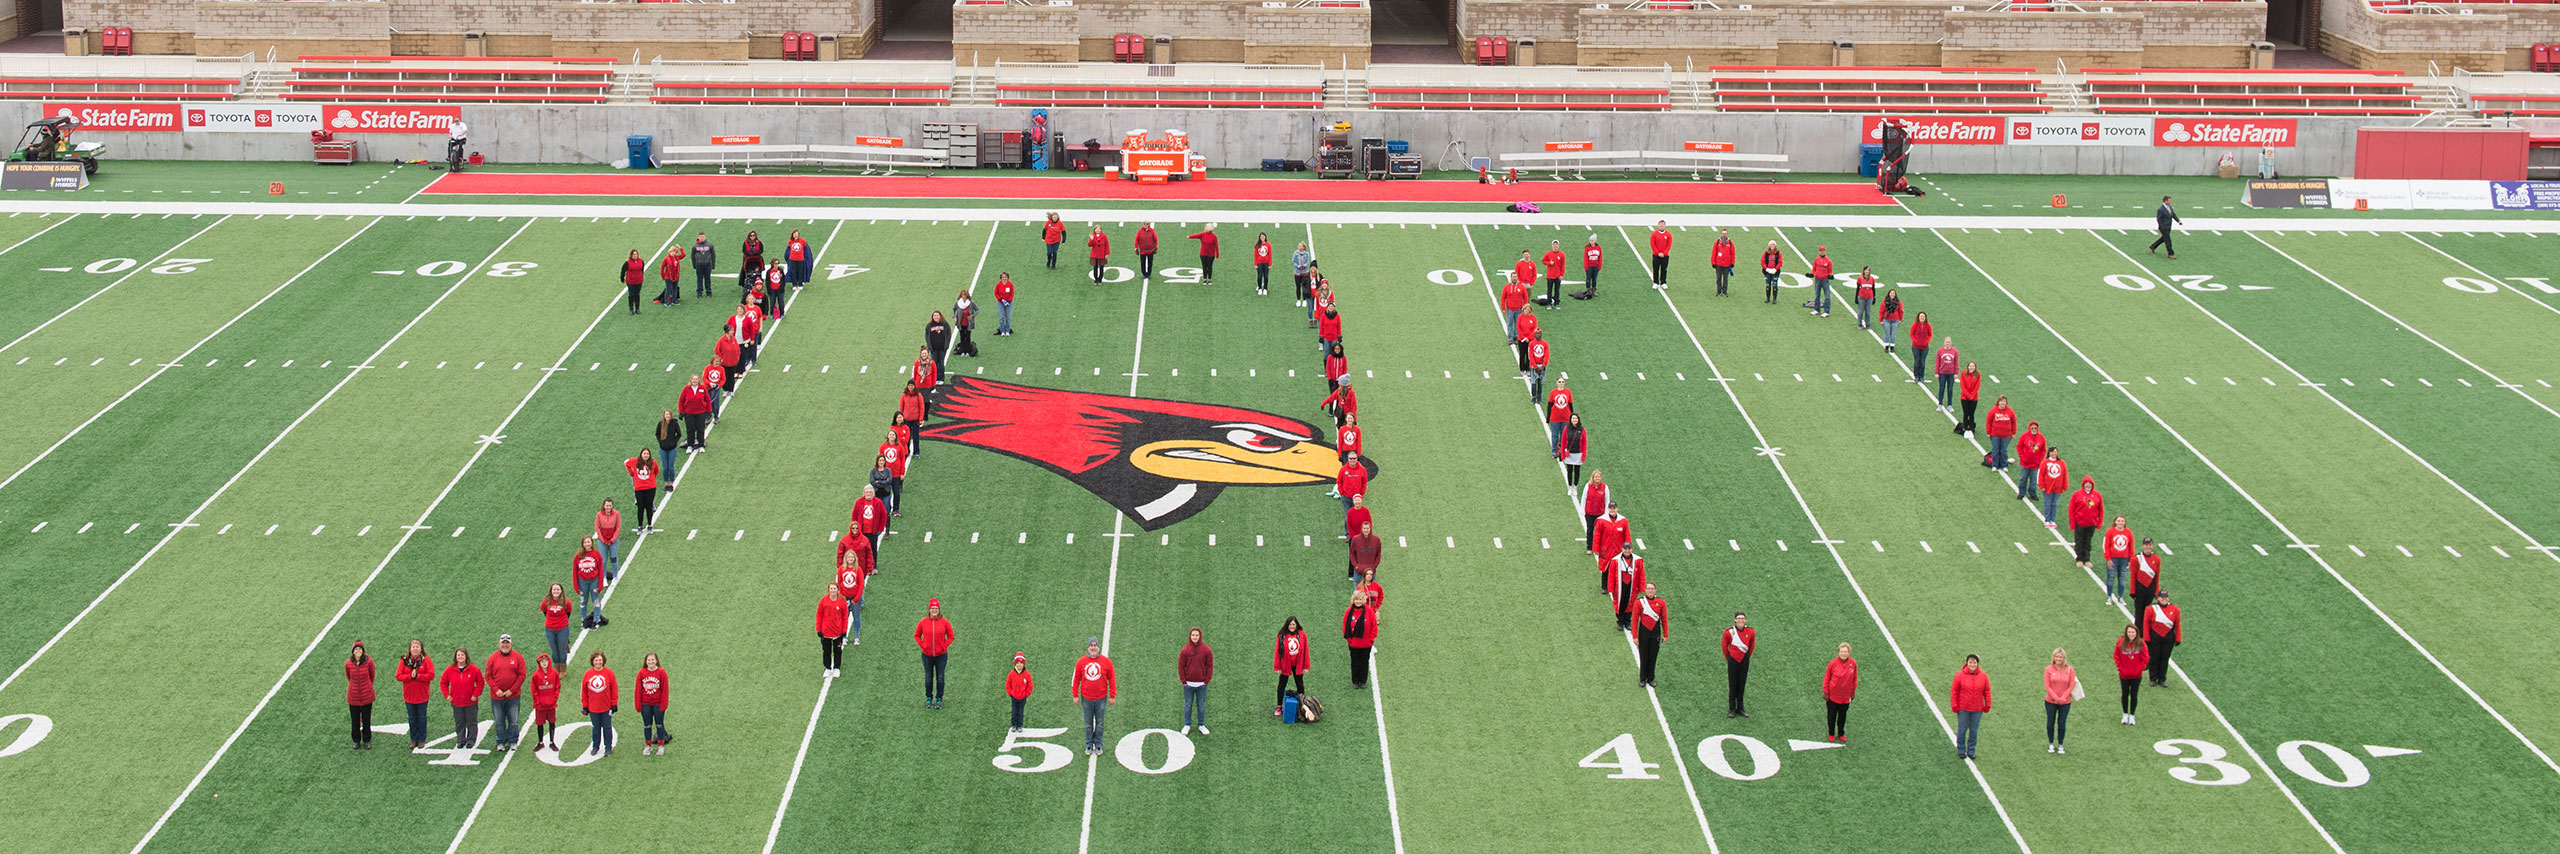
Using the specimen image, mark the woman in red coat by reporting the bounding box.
[1908,310,1933,382]
[395,638,435,749]
[1343,591,1379,689]
[344,640,376,749]
[1272,616,1311,715]
[1556,413,1589,488]
[819,583,850,676]
[1133,222,1158,280]
[2067,476,2105,570]
[530,653,563,752]
[1950,654,1990,759]
[657,246,684,305]
[1822,643,1859,744]
[1041,213,1065,269]
[620,249,647,316]
[582,651,619,757]
[1956,363,1983,436]
[636,652,671,754]
[440,647,485,751]
[1086,225,1111,285]
[2113,624,2149,726]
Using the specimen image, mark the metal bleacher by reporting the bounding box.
[282,55,616,104]
[0,54,246,101]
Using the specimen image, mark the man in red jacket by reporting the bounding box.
[1133,222,1159,281]
[678,378,712,453]
[852,485,888,552]
[1572,235,1603,300]
[486,636,527,752]
[1525,331,1551,404]
[2143,592,2181,688]
[1652,220,1677,290]
[1985,396,2018,471]
[1335,452,1369,511]
[1541,240,1569,308]
[1072,637,1116,755]
[915,598,954,708]
[1343,589,1379,689]
[1580,471,1609,553]
[2068,476,2104,570]
[1723,612,1756,717]
[1348,520,1382,583]
[1708,228,1735,296]
[1592,502,1630,590]
[1187,225,1220,285]
[1086,225,1111,285]
[1500,263,1530,344]
[1633,582,1667,687]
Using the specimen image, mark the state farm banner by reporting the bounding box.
[41,102,179,131]
[2007,116,2152,147]
[1863,115,2003,145]
[2152,117,2297,148]
[321,104,460,134]
[184,103,324,134]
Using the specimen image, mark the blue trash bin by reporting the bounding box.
[1858,143,1883,178]
[628,135,655,169]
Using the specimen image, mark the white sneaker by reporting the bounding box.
[2128,715,2136,726]
[1196,726,1209,735]
[851,638,860,645]
[1181,726,1192,735]
[2057,746,2066,755]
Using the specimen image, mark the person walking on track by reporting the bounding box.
[1072,638,1117,756]
[1724,612,1756,718]
[916,598,954,708]
[2114,624,2148,726]
[1179,627,1214,736]
[344,641,375,750]
[2148,196,2181,260]
[1273,616,1311,715]
[1633,582,1667,687]
[1822,642,1859,744]
[1951,654,1990,760]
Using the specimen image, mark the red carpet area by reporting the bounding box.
[422,172,1896,206]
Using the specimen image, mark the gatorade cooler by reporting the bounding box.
[1125,129,1149,150]
[1164,128,1188,150]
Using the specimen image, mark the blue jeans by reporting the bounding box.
[2042,492,2061,524]
[657,447,675,479]
[1502,308,1519,341]
[406,701,429,745]
[2105,558,2130,598]
[1881,320,1898,347]
[1936,373,1956,406]
[1045,243,1059,267]
[1546,420,1564,449]
[849,594,864,643]
[598,540,620,581]
[922,653,947,701]
[1912,347,1929,381]
[491,696,521,748]
[2045,701,2071,746]
[997,299,1012,334]
[1811,283,1831,312]
[2017,467,2039,500]
[1989,436,2012,470]
[1956,710,1982,755]
[589,710,614,752]
[1183,684,1208,728]
[545,627,570,670]
[1528,367,1545,403]
[705,384,723,416]
[1011,697,1027,729]
[1081,697,1108,751]
[641,703,667,743]
[1855,297,1874,328]
[577,578,601,622]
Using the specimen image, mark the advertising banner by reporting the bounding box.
[1862,115,2004,145]
[2,161,88,189]
[321,104,461,134]
[2490,181,2560,211]
[2327,179,2495,211]
[40,102,180,132]
[2007,116,2153,146]
[2153,117,2298,148]
[2242,178,2331,209]
[183,104,325,134]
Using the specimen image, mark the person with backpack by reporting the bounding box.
[1343,589,1379,689]
[1179,628,1213,735]
[1709,228,1737,296]
[1758,241,1784,304]
[2113,624,2148,726]
[1006,653,1035,732]
[1273,616,1311,715]
[1822,642,1859,744]
[1950,654,1990,760]
[1985,396,2018,470]
[1071,638,1117,756]
[916,598,954,708]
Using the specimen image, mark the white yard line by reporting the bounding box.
[1623,226,2026,854]
[133,217,667,854]
[2253,232,2560,426]
[1465,225,1717,854]
[764,219,991,854]
[0,215,229,356]
[0,217,384,496]
[447,218,818,854]
[0,217,534,701]
[1075,222,1156,854]
[2402,233,2560,320]
[0,211,78,257]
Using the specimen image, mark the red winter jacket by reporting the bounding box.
[1272,630,1311,675]
[1823,657,1860,704]
[1342,603,1379,649]
[2068,485,2104,529]
[441,662,484,707]
[1318,311,1342,341]
[1592,514,1631,560]
[531,666,561,710]
[1710,237,1734,267]
[818,593,849,638]
[1950,667,1992,713]
[1656,229,1678,257]
[2114,640,2150,679]
[660,252,681,282]
[396,656,435,704]
[1188,230,1220,257]
[346,657,376,705]
[1007,668,1035,700]
[715,334,741,369]
[1135,226,1158,255]
[1087,231,1110,261]
[915,615,954,656]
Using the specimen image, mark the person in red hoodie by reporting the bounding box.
[1358,568,1385,613]
[1822,642,1860,743]
[916,598,954,708]
[619,249,647,316]
[678,378,712,453]
[1985,395,2018,470]
[1186,224,1220,285]
[635,652,671,755]
[574,535,608,629]
[1951,654,1990,759]
[818,583,849,677]
[1543,382,1571,450]
[1086,225,1111,285]
[1707,227,1734,295]
[1633,582,1667,687]
[853,485,888,551]
[1273,616,1311,715]
[1071,638,1117,755]
[1540,240,1569,308]
[1956,362,1982,435]
[2101,516,2137,606]
[1658,222,1679,291]
[530,653,562,752]
[1806,245,1834,317]
[1348,519,1382,584]
[1343,588,1379,689]
[581,651,618,757]
[344,640,376,750]
[1320,379,1356,428]
[440,646,484,751]
[1758,241,1785,304]
[656,245,684,306]
[2037,447,2069,528]
[1580,471,1608,553]
[1908,310,1933,383]
[1853,266,1878,330]
[1337,412,1364,463]
[713,330,741,396]
[2143,592,2182,688]
[2113,624,2149,726]
[1251,232,1273,295]
[1572,234,1603,300]
[1005,652,1035,733]
[1500,261,1530,344]
[2015,421,2048,503]
[396,639,435,749]
[1041,212,1065,269]
[1133,222,1159,281]
[993,271,1016,336]
[1724,612,1757,718]
[1317,301,1343,356]
[1556,413,1589,489]
[1179,628,1214,735]
[1334,451,1370,512]
[486,635,527,752]
[1514,306,1541,376]
[1524,330,1551,404]
[2068,476,2105,571]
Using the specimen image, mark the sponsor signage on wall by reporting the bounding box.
[2,161,89,190]
[2242,178,2331,209]
[323,104,461,133]
[1862,115,2005,145]
[854,135,905,148]
[2489,181,2560,211]
[1682,141,1735,152]
[2007,116,2153,147]
[1543,141,1594,152]
[710,135,762,145]
[45,102,456,134]
[2326,179,2497,210]
[2152,117,2297,148]
[1865,116,2299,148]
[184,104,324,133]
[41,103,180,131]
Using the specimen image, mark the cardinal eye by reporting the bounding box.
[1225,428,1288,453]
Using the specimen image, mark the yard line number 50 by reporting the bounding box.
[993,727,1196,775]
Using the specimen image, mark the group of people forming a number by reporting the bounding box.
[341,635,670,759]
[617,229,815,317]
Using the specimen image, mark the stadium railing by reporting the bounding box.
[2082,68,2425,116]
[0,54,245,100]
[282,55,615,103]
[1366,65,1674,110]
[1709,66,2046,114]
[992,61,1326,108]
[650,59,954,105]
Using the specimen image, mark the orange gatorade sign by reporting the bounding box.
[856,136,904,147]
[710,135,761,145]
[1682,141,1735,152]
[1543,141,1593,152]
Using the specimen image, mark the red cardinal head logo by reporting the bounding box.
[922,377,1374,529]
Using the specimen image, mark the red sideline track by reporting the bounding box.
[422,172,1896,206]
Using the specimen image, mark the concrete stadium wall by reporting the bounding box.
[65,0,878,60]
[0,101,2373,176]
[1461,0,2266,70]
[952,0,1370,68]
[2317,0,2560,72]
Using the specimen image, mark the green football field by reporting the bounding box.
[1,166,2558,854]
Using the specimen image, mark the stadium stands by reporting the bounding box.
[2084,69,2426,116]
[1712,67,2048,114]
[282,56,616,104]
[0,55,244,101]
[647,60,953,106]
[992,63,1327,108]
[1366,65,1675,110]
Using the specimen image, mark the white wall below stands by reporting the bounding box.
[3,102,2374,177]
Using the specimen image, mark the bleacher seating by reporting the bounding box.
[1711,66,2045,114]
[1370,87,1671,109]
[2470,94,2560,116]
[0,77,237,100]
[282,56,615,104]
[2084,69,2423,116]
[997,83,1322,108]
[651,81,951,105]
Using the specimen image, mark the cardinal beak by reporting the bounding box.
[1129,439,1338,485]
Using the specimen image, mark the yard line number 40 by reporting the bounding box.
[1579,732,2416,788]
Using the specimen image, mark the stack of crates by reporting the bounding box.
[923,122,981,168]
[979,130,1024,168]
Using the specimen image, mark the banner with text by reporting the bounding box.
[1862,115,2004,145]
[2490,181,2560,211]
[185,104,325,134]
[41,102,180,131]
[2152,117,2297,148]
[2007,116,2153,147]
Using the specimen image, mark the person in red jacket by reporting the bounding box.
[1951,654,1990,759]
[1514,306,1541,376]
[1343,589,1379,689]
[1985,396,2018,470]
[1042,212,1064,269]
[1334,451,1370,511]
[1572,234,1603,300]
[1806,245,1834,317]
[656,245,684,305]
[1524,330,1551,404]
[916,598,954,708]
[714,331,742,396]
[994,271,1016,335]
[2131,538,2163,616]
[1853,266,1879,330]
[2068,476,2105,570]
[540,582,573,672]
[1349,519,1382,584]
[344,640,376,750]
[1543,382,1572,449]
[1323,342,1348,393]
[1133,222,1159,281]
[1633,582,1667,687]
[2015,421,2047,502]
[1656,221,1681,290]
[1724,612,1756,717]
[1317,305,1343,357]
[2101,516,2137,606]
[1337,412,1364,463]
[1758,241,1785,304]
[1956,362,1983,435]
[819,584,849,677]
[1580,471,1609,553]
[530,653,562,752]
[620,249,647,316]
[1556,413,1589,489]
[1933,337,1961,411]
[625,450,659,533]
[1320,379,1357,428]
[1609,552,1647,631]
[1179,627,1214,735]
[574,535,608,629]
[2144,592,2182,688]
[1708,228,1736,296]
[1500,261,1530,343]
[486,635,527,752]
[2113,624,2149,726]
[1540,240,1569,308]
[1085,225,1111,284]
[1273,616,1311,714]
[1343,492,1371,540]
[911,344,939,397]
[1187,225,1220,285]
[899,385,928,452]
[852,485,888,552]
[1252,232,1273,295]
[2037,447,2069,527]
[1908,310,1933,382]
[784,228,813,288]
[396,639,435,749]
[1879,288,1903,352]
[581,651,618,757]
[635,652,671,754]
[678,378,712,453]
[440,646,484,751]
[1071,637,1117,755]
[1822,642,1860,743]
[1006,652,1035,732]
[1358,568,1384,613]
[834,544,870,645]
[879,432,910,516]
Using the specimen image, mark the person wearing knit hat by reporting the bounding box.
[915,598,954,709]
[1005,653,1035,732]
